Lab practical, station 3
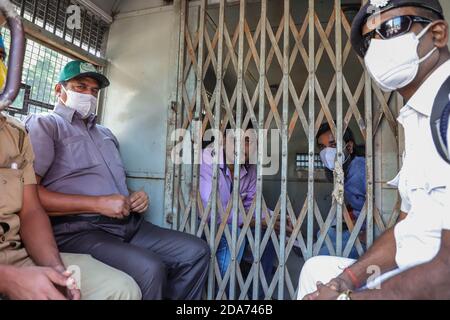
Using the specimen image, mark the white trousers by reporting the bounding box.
[297,256,402,300]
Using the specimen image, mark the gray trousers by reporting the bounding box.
[52,214,210,300]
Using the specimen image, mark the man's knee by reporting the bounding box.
[108,273,142,300]
[141,257,167,283]
[196,239,211,262]
[178,235,211,265]
[190,237,211,263]
[298,256,335,299]
[61,253,142,300]
[299,256,325,292]
[301,256,330,278]
[298,256,355,300]
[192,238,211,272]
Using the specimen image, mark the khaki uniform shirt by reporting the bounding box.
[0,112,36,265]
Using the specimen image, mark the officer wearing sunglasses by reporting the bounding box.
[297,0,450,300]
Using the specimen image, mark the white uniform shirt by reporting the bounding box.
[387,156,411,214]
[393,60,450,270]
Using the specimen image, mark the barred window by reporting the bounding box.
[10,0,109,57]
[296,153,325,170]
[2,29,73,120]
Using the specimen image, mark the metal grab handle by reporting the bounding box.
[0,0,25,111]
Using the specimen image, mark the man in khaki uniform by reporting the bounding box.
[0,35,141,300]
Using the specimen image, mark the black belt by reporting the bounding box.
[51,214,131,225]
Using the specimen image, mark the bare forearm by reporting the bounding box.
[18,185,64,271]
[0,265,17,294]
[37,185,102,216]
[340,227,398,287]
[352,257,450,300]
[19,208,63,269]
[353,230,450,300]
[0,265,12,293]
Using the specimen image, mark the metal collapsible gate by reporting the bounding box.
[164,0,404,300]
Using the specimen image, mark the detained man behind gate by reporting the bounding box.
[315,123,367,259]
[297,0,450,300]
[25,60,210,300]
[199,124,292,298]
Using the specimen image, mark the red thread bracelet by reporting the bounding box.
[344,268,360,289]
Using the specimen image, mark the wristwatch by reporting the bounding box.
[336,290,352,300]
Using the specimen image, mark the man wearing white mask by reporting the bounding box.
[25,61,210,300]
[0,30,141,299]
[316,123,366,259]
[297,0,450,300]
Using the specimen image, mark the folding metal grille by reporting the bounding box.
[164,0,404,301]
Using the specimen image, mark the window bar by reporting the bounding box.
[253,0,267,300]
[278,0,290,300]
[33,41,45,103]
[43,47,53,102]
[54,0,61,34]
[20,0,26,17]
[230,0,246,300]
[207,0,225,300]
[335,0,344,256]
[71,15,77,44]
[10,0,109,58]
[93,20,100,56]
[307,0,315,259]
[86,17,93,54]
[70,1,78,45]
[62,0,69,40]
[172,0,187,234]
[32,0,38,23]
[79,9,87,50]
[362,0,374,248]
[42,0,49,30]
[190,0,206,238]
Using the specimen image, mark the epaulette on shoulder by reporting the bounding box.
[4,114,26,133]
[4,114,27,152]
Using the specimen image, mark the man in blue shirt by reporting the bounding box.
[316,123,366,259]
[26,61,210,300]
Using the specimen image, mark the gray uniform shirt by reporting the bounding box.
[25,103,129,198]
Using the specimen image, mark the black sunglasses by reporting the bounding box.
[361,15,432,56]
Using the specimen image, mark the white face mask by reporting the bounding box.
[60,86,97,119]
[320,147,337,171]
[364,23,437,92]
[320,146,351,171]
